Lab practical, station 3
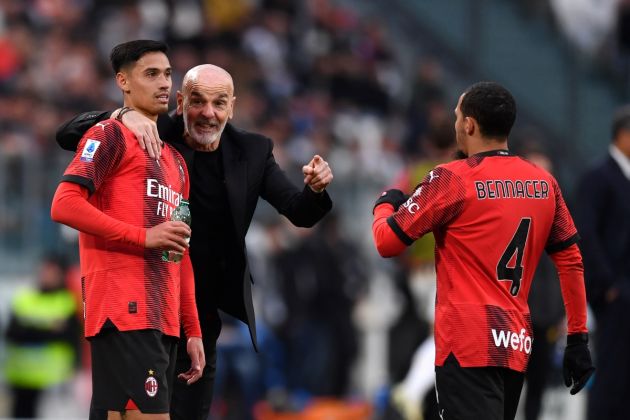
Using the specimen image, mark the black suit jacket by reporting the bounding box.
[574,154,630,313]
[56,111,333,349]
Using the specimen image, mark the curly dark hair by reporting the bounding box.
[461,81,516,139]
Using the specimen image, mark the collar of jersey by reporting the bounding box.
[472,149,512,158]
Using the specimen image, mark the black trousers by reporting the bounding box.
[588,300,630,420]
[435,353,525,420]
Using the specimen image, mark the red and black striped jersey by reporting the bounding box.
[61,119,191,338]
[374,150,584,372]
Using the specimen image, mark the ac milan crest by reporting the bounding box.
[145,376,158,397]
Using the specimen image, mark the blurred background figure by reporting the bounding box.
[267,213,365,400]
[3,253,80,419]
[385,119,456,420]
[514,139,566,420]
[574,105,630,420]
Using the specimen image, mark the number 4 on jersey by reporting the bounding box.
[496,218,531,296]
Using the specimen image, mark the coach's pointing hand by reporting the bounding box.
[303,155,333,193]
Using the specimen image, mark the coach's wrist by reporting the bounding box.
[308,184,325,194]
[115,106,135,122]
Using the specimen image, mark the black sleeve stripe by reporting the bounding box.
[546,233,580,254]
[387,215,414,246]
[61,175,95,195]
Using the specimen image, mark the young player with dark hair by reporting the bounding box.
[55,62,333,420]
[372,81,594,420]
[51,40,204,420]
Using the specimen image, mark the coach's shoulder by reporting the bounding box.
[225,123,273,151]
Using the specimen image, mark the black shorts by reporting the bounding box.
[435,353,524,420]
[90,328,178,414]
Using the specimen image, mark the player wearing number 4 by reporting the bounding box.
[372,82,594,420]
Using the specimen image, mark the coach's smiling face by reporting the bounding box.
[177,64,236,152]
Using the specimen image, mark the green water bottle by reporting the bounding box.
[161,199,191,263]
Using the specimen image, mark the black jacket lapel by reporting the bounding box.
[221,132,247,245]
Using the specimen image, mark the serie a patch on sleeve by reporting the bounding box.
[80,139,101,162]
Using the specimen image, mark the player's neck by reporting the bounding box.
[123,102,158,122]
[467,137,508,156]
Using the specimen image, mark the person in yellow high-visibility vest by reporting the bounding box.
[4,253,80,419]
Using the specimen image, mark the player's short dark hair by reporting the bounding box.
[461,81,516,139]
[611,104,630,140]
[110,40,169,74]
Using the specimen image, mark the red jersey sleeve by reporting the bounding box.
[551,243,588,334]
[61,120,126,195]
[372,203,407,257]
[175,150,199,337]
[51,182,146,247]
[389,166,466,245]
[546,177,580,254]
[180,252,201,338]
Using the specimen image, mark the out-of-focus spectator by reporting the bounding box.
[269,213,366,398]
[574,104,630,420]
[516,141,566,420]
[614,0,630,95]
[386,119,456,420]
[550,0,617,57]
[404,57,448,157]
[617,0,630,56]
[3,253,80,419]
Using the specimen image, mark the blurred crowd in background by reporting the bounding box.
[1,0,629,419]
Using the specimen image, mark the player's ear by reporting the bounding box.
[176,91,184,115]
[116,72,130,94]
[464,116,475,136]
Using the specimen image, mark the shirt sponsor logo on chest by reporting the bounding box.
[147,179,182,217]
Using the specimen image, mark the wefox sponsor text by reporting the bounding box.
[491,328,532,354]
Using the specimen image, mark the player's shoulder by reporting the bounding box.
[86,118,122,134]
[512,155,557,182]
[83,118,128,144]
[436,158,472,176]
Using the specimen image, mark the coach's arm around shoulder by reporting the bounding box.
[56,108,163,158]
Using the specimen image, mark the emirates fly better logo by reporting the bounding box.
[145,370,158,397]
[146,179,183,217]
